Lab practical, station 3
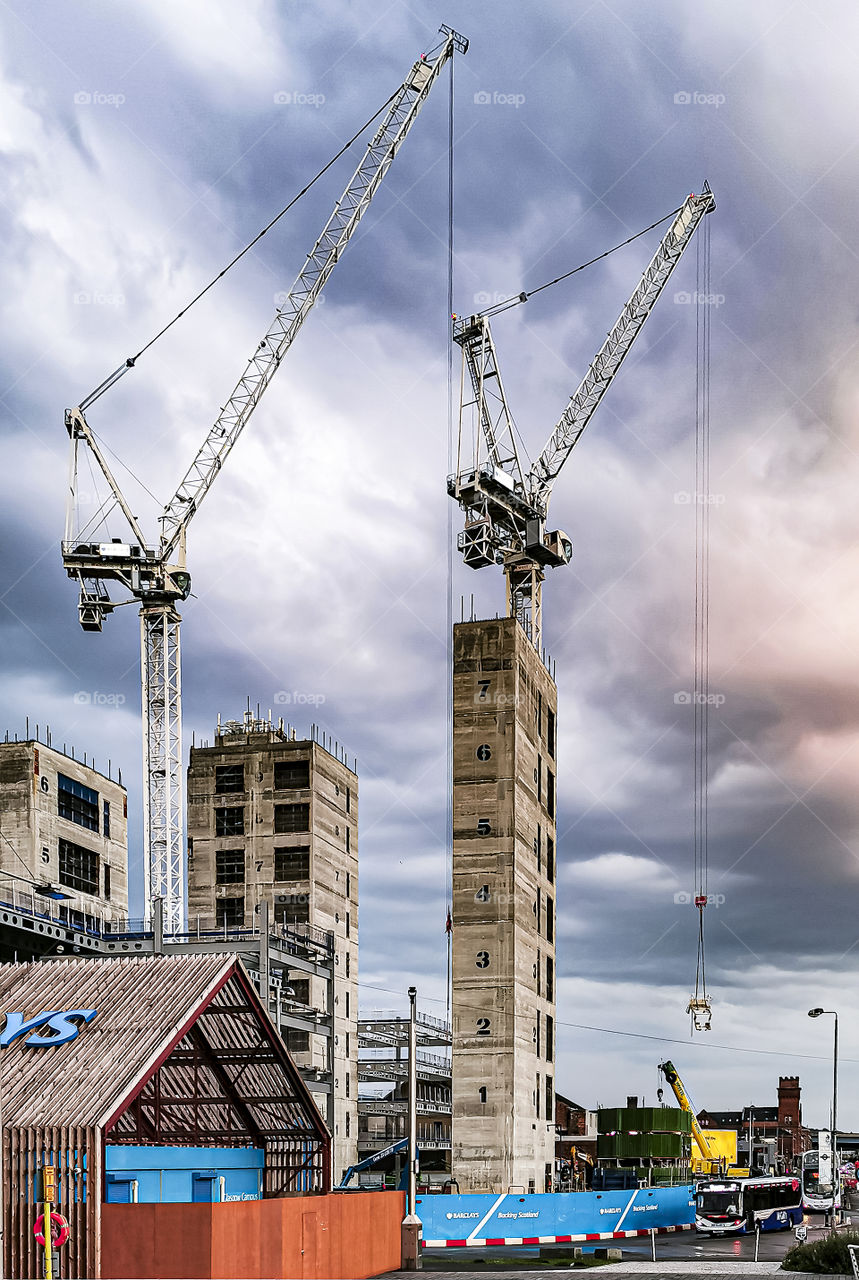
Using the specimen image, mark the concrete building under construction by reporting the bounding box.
[0,736,128,936]
[451,617,557,1192]
[186,712,358,1182]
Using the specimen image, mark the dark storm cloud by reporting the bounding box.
[3,0,859,1115]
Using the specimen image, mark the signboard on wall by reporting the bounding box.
[819,1130,833,1186]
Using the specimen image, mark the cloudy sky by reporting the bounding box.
[3,0,859,1128]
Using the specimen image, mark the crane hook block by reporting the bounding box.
[686,996,712,1032]
[694,895,707,907]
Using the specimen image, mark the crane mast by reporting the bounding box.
[449,184,715,650]
[62,26,468,932]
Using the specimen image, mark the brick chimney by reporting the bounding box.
[778,1076,801,1129]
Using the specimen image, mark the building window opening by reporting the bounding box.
[58,774,99,832]
[215,806,244,837]
[216,896,244,928]
[216,848,245,884]
[274,897,309,926]
[546,835,554,883]
[274,760,310,790]
[274,803,310,834]
[214,764,244,794]
[58,837,99,895]
[103,799,111,840]
[274,846,310,881]
[290,978,310,1005]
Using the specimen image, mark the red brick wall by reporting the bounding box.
[101,1191,406,1280]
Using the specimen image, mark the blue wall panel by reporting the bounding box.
[105,1146,263,1204]
[416,1185,695,1244]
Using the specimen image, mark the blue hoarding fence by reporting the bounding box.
[416,1185,695,1247]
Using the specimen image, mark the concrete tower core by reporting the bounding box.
[451,617,558,1193]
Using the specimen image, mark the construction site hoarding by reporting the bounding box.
[416,1185,695,1247]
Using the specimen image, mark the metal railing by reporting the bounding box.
[0,889,334,959]
[360,1008,452,1034]
[0,883,112,937]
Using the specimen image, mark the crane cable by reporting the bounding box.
[472,205,684,321]
[444,51,455,1025]
[690,213,713,1029]
[78,85,402,412]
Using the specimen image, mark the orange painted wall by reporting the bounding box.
[101,1191,406,1280]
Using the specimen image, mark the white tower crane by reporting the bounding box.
[449,184,715,650]
[62,26,468,932]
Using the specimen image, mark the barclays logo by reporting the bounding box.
[0,1009,97,1048]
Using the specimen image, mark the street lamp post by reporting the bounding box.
[400,986,421,1270]
[808,1008,839,1224]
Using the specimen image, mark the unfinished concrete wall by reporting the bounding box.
[451,617,557,1193]
[186,727,357,1183]
[0,741,128,923]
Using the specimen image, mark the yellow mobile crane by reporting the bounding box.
[659,1061,746,1177]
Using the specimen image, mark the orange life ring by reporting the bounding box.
[33,1211,70,1249]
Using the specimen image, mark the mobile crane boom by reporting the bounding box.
[659,1059,723,1174]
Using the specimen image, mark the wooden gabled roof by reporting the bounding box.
[0,953,327,1145]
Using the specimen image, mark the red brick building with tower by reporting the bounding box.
[698,1075,810,1168]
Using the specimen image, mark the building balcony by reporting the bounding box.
[359,1099,451,1117]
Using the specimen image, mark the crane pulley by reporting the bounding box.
[62,26,468,931]
[448,184,715,651]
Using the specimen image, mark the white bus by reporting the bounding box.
[800,1151,834,1214]
[695,1176,803,1235]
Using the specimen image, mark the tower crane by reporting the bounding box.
[62,26,468,932]
[448,184,715,651]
